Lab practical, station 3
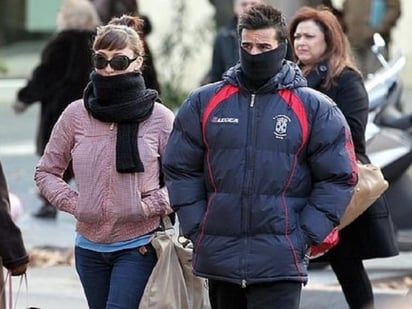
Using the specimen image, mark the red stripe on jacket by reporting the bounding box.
[195,84,239,266]
[201,84,239,192]
[278,89,309,279]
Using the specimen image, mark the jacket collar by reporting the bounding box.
[304,62,329,89]
[223,60,307,93]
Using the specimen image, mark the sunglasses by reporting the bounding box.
[92,53,137,71]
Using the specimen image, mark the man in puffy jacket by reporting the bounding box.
[163,4,358,308]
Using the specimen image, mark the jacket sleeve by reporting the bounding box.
[334,69,369,159]
[34,103,78,214]
[141,105,175,217]
[163,94,206,242]
[0,162,29,270]
[301,97,358,244]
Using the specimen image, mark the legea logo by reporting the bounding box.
[211,117,239,124]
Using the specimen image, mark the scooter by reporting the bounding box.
[366,33,408,125]
[365,33,412,251]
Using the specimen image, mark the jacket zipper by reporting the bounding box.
[110,123,115,130]
[241,93,257,288]
[250,93,256,107]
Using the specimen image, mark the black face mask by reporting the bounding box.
[240,43,287,85]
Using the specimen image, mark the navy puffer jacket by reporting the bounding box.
[163,61,357,285]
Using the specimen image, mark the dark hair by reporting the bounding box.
[92,15,144,57]
[289,6,360,88]
[238,4,288,43]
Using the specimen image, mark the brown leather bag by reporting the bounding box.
[339,163,389,230]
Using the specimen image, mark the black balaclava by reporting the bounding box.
[240,42,287,89]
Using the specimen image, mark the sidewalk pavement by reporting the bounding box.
[1,39,412,308]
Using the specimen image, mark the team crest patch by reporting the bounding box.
[273,115,291,139]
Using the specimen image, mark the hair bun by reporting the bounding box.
[108,14,144,35]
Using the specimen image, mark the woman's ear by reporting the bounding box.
[134,56,144,71]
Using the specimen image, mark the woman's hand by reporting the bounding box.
[12,100,28,114]
[10,262,28,276]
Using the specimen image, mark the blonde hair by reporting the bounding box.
[57,0,101,31]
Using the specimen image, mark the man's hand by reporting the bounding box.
[12,101,28,114]
[309,228,339,259]
[10,263,28,276]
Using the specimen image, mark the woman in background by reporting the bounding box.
[13,0,101,219]
[289,6,399,309]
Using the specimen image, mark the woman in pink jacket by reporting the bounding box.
[35,15,174,309]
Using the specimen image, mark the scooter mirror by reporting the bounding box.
[371,33,388,68]
[373,33,386,49]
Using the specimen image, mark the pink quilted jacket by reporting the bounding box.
[35,100,175,243]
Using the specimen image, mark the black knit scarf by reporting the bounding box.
[83,71,158,173]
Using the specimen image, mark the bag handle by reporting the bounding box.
[161,216,174,231]
[0,270,10,309]
[0,271,13,309]
[1,272,29,309]
[159,216,193,248]
[13,273,28,309]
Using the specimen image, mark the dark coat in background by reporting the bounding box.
[208,17,239,83]
[139,15,161,93]
[307,64,399,260]
[0,162,28,269]
[0,162,29,302]
[91,0,138,24]
[17,30,95,157]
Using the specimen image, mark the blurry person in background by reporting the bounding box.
[305,0,345,30]
[12,0,100,219]
[208,0,233,29]
[35,15,174,308]
[342,0,401,77]
[0,160,29,309]
[290,6,399,309]
[203,0,263,84]
[90,0,137,24]
[90,0,161,92]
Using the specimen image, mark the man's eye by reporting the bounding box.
[259,45,272,51]
[242,44,251,51]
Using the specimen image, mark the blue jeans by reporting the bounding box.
[75,245,157,309]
